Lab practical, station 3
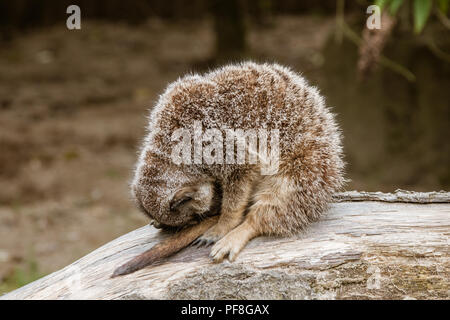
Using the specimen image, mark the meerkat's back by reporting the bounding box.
[130,62,345,266]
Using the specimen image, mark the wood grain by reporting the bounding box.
[2,191,449,300]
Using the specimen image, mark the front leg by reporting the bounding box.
[193,173,253,245]
[209,174,298,262]
[210,219,258,262]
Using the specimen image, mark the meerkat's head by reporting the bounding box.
[131,157,220,228]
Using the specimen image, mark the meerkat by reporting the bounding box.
[112,62,345,277]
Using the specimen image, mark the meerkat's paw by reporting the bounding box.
[209,234,245,262]
[209,222,256,262]
[192,223,234,247]
[149,219,163,229]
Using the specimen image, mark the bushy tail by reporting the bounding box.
[111,216,219,277]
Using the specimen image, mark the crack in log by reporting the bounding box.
[334,190,450,203]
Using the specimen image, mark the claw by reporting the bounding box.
[153,221,162,229]
[192,236,217,248]
[148,219,162,229]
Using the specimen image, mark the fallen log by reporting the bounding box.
[2,190,449,300]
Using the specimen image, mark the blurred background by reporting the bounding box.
[0,0,448,293]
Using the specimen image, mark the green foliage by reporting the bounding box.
[375,0,390,10]
[374,0,450,33]
[389,0,404,14]
[375,0,404,13]
[0,260,45,295]
[437,0,449,13]
[413,0,433,33]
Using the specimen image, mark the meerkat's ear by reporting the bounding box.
[169,187,196,211]
[170,182,214,212]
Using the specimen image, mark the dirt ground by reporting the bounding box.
[1,15,448,294]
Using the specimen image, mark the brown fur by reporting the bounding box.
[112,216,219,277]
[126,62,345,269]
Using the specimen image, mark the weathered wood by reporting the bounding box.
[334,189,450,203]
[2,191,449,300]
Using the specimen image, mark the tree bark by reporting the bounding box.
[211,0,246,61]
[2,190,449,300]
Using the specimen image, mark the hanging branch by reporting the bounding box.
[339,20,416,82]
